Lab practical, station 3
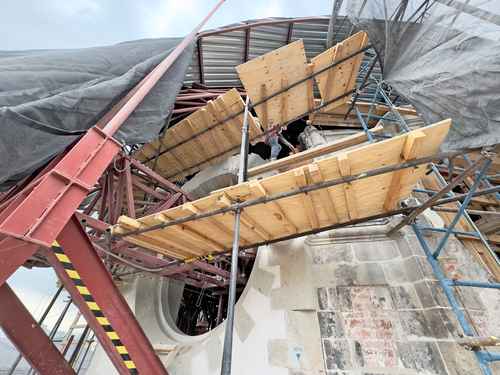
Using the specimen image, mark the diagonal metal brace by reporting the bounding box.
[388,154,488,236]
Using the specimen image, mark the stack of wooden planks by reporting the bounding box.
[113,120,451,260]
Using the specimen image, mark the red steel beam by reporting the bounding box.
[0,237,39,286]
[56,216,167,374]
[0,283,75,375]
[124,159,136,218]
[128,156,193,199]
[0,0,224,285]
[43,248,131,375]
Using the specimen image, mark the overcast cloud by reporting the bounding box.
[2,0,332,50]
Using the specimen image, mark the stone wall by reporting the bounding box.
[86,218,500,375]
[310,220,500,375]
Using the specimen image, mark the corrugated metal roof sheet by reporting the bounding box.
[185,16,382,102]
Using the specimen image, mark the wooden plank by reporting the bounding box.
[207,100,238,145]
[155,213,225,252]
[247,125,383,177]
[337,154,359,220]
[294,168,320,229]
[215,194,271,241]
[384,130,426,211]
[260,84,269,129]
[116,216,199,258]
[280,77,289,126]
[307,63,315,112]
[312,31,369,112]
[249,181,298,235]
[237,39,310,128]
[309,101,418,127]
[114,120,452,260]
[133,88,262,181]
[183,201,252,246]
[306,163,339,223]
[113,226,188,259]
[185,119,210,160]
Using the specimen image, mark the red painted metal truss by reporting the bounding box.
[0,1,228,374]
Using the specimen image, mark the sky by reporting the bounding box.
[0,0,332,366]
[1,0,333,50]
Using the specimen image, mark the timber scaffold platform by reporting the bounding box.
[113,120,451,260]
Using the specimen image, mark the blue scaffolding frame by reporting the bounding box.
[352,78,500,375]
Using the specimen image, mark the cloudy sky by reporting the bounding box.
[1,0,332,50]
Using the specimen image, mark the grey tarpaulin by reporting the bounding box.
[346,0,500,151]
[0,37,195,190]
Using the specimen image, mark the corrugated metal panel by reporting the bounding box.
[188,16,384,102]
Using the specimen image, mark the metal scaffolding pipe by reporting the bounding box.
[116,150,470,239]
[221,96,250,375]
[145,44,373,163]
[124,184,500,273]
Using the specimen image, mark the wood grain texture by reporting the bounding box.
[236,40,310,128]
[114,120,451,260]
[135,88,262,181]
[311,31,369,112]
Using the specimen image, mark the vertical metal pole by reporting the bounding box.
[69,325,90,367]
[355,107,374,143]
[220,96,250,375]
[25,297,73,375]
[377,84,410,133]
[7,284,64,375]
[76,334,95,374]
[49,298,73,340]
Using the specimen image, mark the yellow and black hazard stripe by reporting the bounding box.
[185,253,214,264]
[52,242,138,374]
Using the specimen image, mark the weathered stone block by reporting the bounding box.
[403,256,426,282]
[350,287,393,311]
[396,234,425,258]
[353,263,386,285]
[343,311,396,341]
[382,260,409,284]
[456,286,486,310]
[317,287,338,311]
[422,309,454,339]
[353,340,397,368]
[318,311,345,338]
[336,287,353,312]
[389,285,421,310]
[437,342,482,375]
[414,280,449,308]
[323,339,351,371]
[397,341,447,375]
[352,241,400,262]
[398,311,432,338]
[311,244,353,265]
